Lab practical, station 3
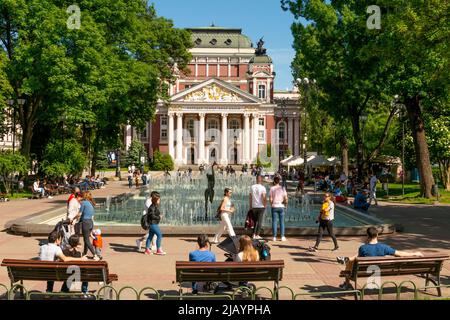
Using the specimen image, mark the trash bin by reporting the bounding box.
[382,183,388,191]
[431,185,439,197]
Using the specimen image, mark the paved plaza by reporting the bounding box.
[0,179,449,300]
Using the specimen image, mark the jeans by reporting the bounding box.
[81,219,96,256]
[35,187,45,196]
[252,208,265,236]
[146,224,162,249]
[368,188,378,205]
[314,219,338,248]
[271,207,285,238]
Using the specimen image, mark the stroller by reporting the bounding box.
[208,236,271,294]
[52,219,72,250]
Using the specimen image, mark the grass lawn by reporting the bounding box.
[1,191,34,200]
[377,183,450,204]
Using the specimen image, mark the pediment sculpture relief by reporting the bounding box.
[183,85,243,102]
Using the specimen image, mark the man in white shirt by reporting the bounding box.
[39,231,86,292]
[368,172,379,205]
[249,175,267,239]
[33,179,45,197]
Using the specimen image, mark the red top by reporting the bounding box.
[93,235,103,248]
[67,194,75,205]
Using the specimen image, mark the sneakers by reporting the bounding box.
[339,282,353,290]
[92,255,100,261]
[272,237,277,242]
[253,235,262,240]
[155,249,166,255]
[308,246,318,252]
[336,256,349,265]
[332,246,340,251]
[48,196,53,199]
[136,239,142,251]
[144,248,152,255]
[281,236,287,242]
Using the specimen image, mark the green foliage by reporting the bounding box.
[40,140,86,177]
[95,148,110,171]
[0,52,12,136]
[0,150,28,195]
[0,0,192,160]
[125,139,148,166]
[150,150,174,171]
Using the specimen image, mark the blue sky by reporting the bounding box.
[150,0,297,90]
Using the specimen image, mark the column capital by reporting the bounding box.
[243,113,251,118]
[176,112,183,117]
[221,112,228,118]
[167,112,174,118]
[199,112,206,118]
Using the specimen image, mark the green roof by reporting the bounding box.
[249,55,273,64]
[186,27,253,49]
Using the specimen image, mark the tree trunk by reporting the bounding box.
[20,121,34,159]
[405,95,435,198]
[438,159,450,191]
[339,135,349,176]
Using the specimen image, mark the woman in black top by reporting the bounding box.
[144,191,166,255]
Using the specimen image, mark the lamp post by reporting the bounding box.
[359,111,368,179]
[303,133,308,178]
[279,99,288,171]
[393,95,405,197]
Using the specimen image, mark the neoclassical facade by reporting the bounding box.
[125,27,302,166]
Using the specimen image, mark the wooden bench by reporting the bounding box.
[1,259,118,296]
[339,254,449,296]
[176,260,284,297]
[28,186,42,199]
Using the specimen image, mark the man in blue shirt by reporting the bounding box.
[337,227,423,289]
[189,234,216,294]
[354,189,370,211]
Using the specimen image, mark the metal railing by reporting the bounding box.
[1,281,449,300]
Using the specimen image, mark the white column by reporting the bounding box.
[198,113,205,164]
[175,113,183,165]
[266,78,271,102]
[125,124,132,150]
[288,117,294,154]
[243,113,250,163]
[168,114,175,159]
[220,113,228,165]
[294,117,300,156]
[252,115,259,162]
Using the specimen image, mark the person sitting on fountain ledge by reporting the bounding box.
[336,226,424,290]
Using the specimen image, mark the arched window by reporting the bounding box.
[258,84,266,99]
[207,119,218,141]
[229,119,239,130]
[187,119,195,139]
[278,122,286,142]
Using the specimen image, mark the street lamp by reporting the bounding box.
[359,111,368,179]
[393,95,405,197]
[303,133,308,178]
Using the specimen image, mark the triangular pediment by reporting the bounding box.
[170,78,261,103]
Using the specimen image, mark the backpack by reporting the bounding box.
[140,213,150,230]
[252,240,271,261]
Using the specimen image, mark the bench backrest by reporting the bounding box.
[351,255,449,278]
[176,260,284,283]
[1,259,111,283]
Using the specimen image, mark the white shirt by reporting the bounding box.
[370,176,378,190]
[251,184,266,208]
[39,243,63,261]
[67,198,81,222]
[143,198,152,215]
[33,181,39,191]
[325,201,335,220]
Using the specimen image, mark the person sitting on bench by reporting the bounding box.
[336,227,423,289]
[33,179,46,198]
[188,234,216,294]
[39,231,86,292]
[353,189,370,211]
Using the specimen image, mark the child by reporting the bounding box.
[92,229,103,259]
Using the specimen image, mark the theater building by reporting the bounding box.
[124,27,302,166]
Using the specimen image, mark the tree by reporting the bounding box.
[0,51,12,136]
[426,115,450,191]
[40,140,86,178]
[367,0,449,197]
[150,150,174,171]
[283,0,398,180]
[0,150,28,195]
[0,0,192,164]
[125,139,147,167]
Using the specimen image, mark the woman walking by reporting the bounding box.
[144,191,166,255]
[79,191,100,260]
[211,188,236,244]
[309,193,339,252]
[270,176,288,242]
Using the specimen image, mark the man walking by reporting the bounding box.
[249,175,267,240]
[368,172,378,206]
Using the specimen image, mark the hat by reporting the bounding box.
[93,229,101,235]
